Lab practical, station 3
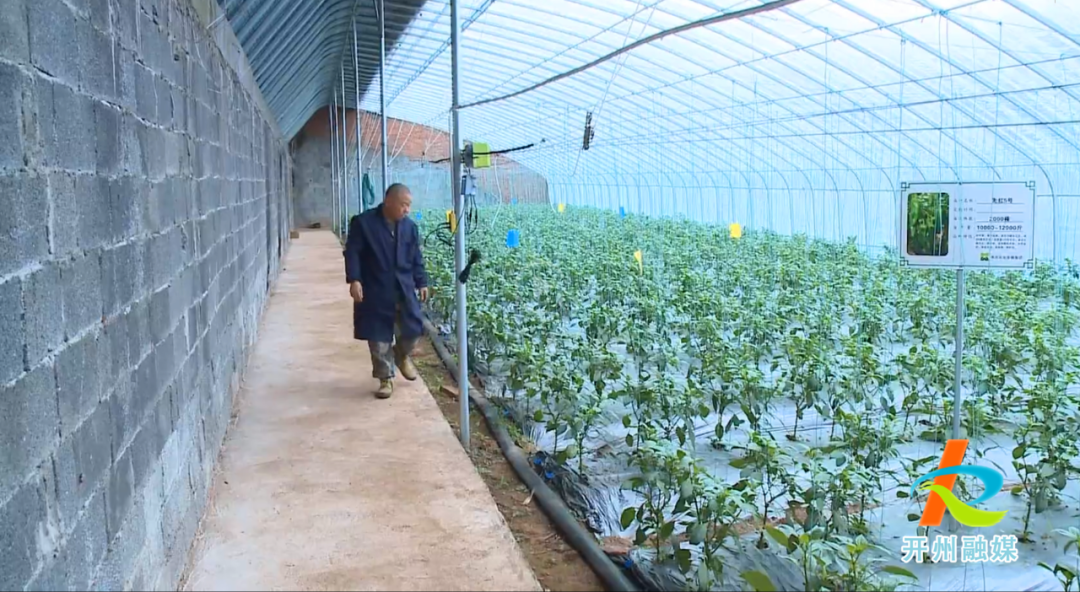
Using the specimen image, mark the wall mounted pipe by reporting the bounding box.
[422,319,640,592]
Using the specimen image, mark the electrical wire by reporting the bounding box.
[460,0,809,109]
[426,141,540,165]
[424,174,483,249]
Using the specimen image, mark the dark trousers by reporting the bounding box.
[367,303,418,379]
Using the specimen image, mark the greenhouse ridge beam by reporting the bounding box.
[459,0,809,110]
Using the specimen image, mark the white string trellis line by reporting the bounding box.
[571,0,659,178]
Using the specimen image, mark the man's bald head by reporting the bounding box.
[382,183,413,221]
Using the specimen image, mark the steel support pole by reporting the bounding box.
[450,0,469,449]
[378,0,389,197]
[354,19,364,213]
[953,268,965,440]
[330,92,338,236]
[341,65,348,232]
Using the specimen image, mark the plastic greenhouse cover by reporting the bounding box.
[211,0,1076,195]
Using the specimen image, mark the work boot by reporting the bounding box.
[396,355,418,381]
[376,379,394,399]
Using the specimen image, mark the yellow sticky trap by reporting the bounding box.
[446,210,457,233]
[471,142,491,169]
[558,203,566,213]
[633,250,643,273]
[729,222,742,239]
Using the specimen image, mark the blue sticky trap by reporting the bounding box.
[506,229,520,248]
[623,558,634,568]
[414,211,422,220]
[511,198,517,205]
[619,206,626,218]
[544,470,555,480]
[533,457,543,466]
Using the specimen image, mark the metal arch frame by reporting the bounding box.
[375,5,710,119]
[376,18,661,110]
[739,17,982,176]
[383,0,453,95]
[331,87,340,234]
[828,0,1055,184]
[378,4,917,191]
[354,18,365,213]
[556,127,812,229]
[1004,0,1080,55]
[459,0,806,106]
[902,2,1065,211]
[222,0,428,139]
[658,23,922,196]
[387,0,498,104]
[995,0,1072,205]
[447,25,872,184]
[530,0,1000,120]
[236,1,355,122]
[665,5,951,176]
[219,0,1080,197]
[912,0,1080,153]
[719,14,915,242]
[554,4,990,190]
[777,10,970,185]
[219,0,1078,237]
[670,171,691,219]
[457,0,678,101]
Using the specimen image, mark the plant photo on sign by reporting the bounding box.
[907,192,950,257]
[419,204,1080,592]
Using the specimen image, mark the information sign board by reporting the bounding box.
[899,182,1035,269]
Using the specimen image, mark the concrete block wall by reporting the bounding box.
[0,0,292,589]
[291,130,332,229]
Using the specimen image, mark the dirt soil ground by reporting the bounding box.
[412,340,606,592]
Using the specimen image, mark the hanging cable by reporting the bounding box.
[459,0,807,110]
[570,0,655,176]
[425,169,483,248]
[427,141,540,164]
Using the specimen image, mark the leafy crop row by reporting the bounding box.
[418,205,1080,591]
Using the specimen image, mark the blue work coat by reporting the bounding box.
[343,205,428,343]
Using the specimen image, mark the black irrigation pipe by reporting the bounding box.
[422,318,640,592]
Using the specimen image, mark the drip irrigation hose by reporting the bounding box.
[422,319,640,592]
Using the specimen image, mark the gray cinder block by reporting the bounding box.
[54,402,112,530]
[28,0,79,85]
[60,252,103,340]
[0,364,58,499]
[0,474,56,591]
[23,262,64,367]
[0,174,49,276]
[0,278,24,385]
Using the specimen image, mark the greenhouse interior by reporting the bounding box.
[5,0,1080,590]
[295,0,1079,590]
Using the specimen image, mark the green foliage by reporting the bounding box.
[906,192,950,257]
[417,204,1080,591]
[1039,527,1080,591]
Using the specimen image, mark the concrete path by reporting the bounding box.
[182,231,540,592]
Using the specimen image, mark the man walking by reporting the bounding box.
[344,183,429,399]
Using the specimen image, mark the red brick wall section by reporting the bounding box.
[293,107,548,204]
